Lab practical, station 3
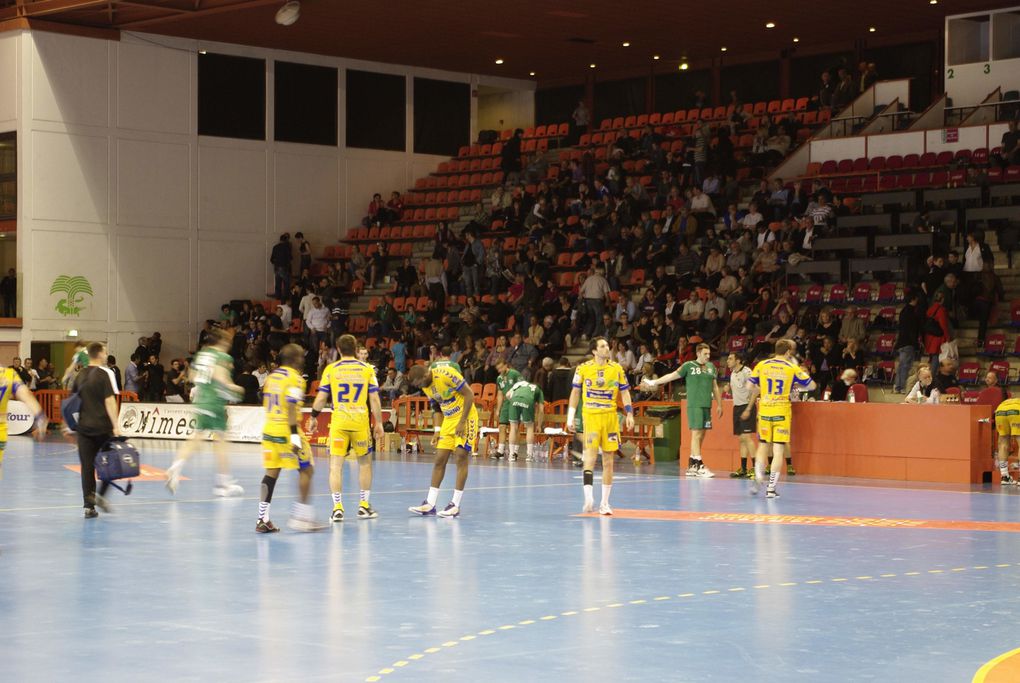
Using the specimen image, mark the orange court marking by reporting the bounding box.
[973,647,1020,682]
[64,464,182,482]
[577,510,1020,534]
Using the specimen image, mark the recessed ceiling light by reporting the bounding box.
[622,41,630,47]
[765,22,775,28]
[589,63,596,69]
[679,62,689,71]
[792,37,800,43]
[494,58,504,64]
[198,49,207,55]
[929,0,937,4]
[652,55,660,60]
[869,26,876,32]
[720,46,727,52]
[529,71,536,76]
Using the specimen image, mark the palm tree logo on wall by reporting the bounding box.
[50,275,93,317]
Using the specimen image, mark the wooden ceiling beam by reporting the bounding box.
[117,0,282,29]
[0,0,110,20]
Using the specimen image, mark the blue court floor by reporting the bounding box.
[1,436,1020,682]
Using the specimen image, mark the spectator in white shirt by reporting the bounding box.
[681,293,705,323]
[689,186,716,215]
[614,297,637,322]
[705,293,728,319]
[298,286,318,320]
[253,362,269,388]
[963,232,984,274]
[741,202,764,230]
[276,303,292,329]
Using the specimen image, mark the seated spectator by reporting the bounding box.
[808,335,839,395]
[934,360,960,394]
[751,241,780,285]
[767,179,791,220]
[838,305,867,344]
[538,316,565,357]
[741,202,764,230]
[982,370,1009,403]
[386,190,404,222]
[814,308,839,339]
[381,368,405,403]
[614,313,636,343]
[673,243,702,286]
[704,291,727,319]
[166,359,189,402]
[680,292,705,326]
[633,363,662,401]
[840,338,867,379]
[716,267,739,298]
[828,369,858,401]
[904,365,939,404]
[698,307,725,342]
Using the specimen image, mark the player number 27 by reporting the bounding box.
[336,383,364,402]
[766,378,785,395]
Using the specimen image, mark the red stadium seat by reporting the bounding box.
[827,283,848,305]
[979,333,1007,357]
[989,359,1011,383]
[875,334,895,357]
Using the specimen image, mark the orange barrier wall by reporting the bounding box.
[679,401,995,484]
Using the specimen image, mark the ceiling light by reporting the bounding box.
[495,58,504,64]
[198,49,207,55]
[765,22,775,29]
[930,0,937,4]
[720,47,727,52]
[274,1,300,26]
[792,37,800,43]
[869,26,876,32]
[679,62,689,71]
[589,63,596,69]
[622,41,630,47]
[529,71,536,76]
[653,55,660,60]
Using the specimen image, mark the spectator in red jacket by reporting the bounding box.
[923,291,950,369]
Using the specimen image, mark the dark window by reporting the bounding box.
[198,53,266,140]
[413,78,470,156]
[721,62,779,105]
[862,42,936,110]
[274,61,338,146]
[594,77,645,120]
[346,69,405,151]
[791,52,855,98]
[536,85,584,127]
[654,70,712,113]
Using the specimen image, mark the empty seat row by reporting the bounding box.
[415,171,505,190]
[809,147,1005,177]
[596,98,813,131]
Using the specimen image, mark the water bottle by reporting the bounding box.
[848,389,856,403]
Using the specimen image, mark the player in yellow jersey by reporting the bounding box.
[309,335,385,522]
[256,343,325,533]
[743,339,815,498]
[993,397,1020,486]
[406,361,478,518]
[0,363,48,480]
[567,337,634,515]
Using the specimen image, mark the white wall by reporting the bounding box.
[477,89,535,133]
[808,122,1010,163]
[0,32,18,132]
[12,28,535,365]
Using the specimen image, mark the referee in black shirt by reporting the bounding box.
[73,342,120,518]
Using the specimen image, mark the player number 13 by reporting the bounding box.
[766,378,785,395]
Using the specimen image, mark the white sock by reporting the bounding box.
[452,489,464,506]
[997,461,1009,476]
[601,484,612,506]
[427,487,440,506]
[768,471,780,489]
[360,490,370,503]
[258,502,270,521]
[332,491,342,506]
[583,484,593,502]
[170,459,184,473]
[510,443,519,456]
[497,443,505,454]
[215,473,231,487]
[755,460,765,482]
[526,444,535,459]
[291,502,311,520]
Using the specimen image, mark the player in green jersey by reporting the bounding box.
[492,359,523,460]
[641,342,722,478]
[506,379,545,462]
[165,328,245,496]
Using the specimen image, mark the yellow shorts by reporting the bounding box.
[262,436,313,470]
[995,408,1020,438]
[582,411,620,453]
[757,406,792,444]
[329,426,372,459]
[436,406,479,454]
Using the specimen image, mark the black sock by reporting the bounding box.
[261,475,277,503]
[785,457,792,466]
[740,457,747,470]
[583,470,594,486]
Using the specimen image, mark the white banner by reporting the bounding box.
[8,400,35,436]
[117,403,265,443]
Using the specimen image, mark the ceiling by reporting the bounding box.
[1,0,1018,84]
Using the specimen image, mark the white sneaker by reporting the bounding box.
[695,464,715,478]
[165,465,181,495]
[750,477,762,496]
[599,503,613,515]
[213,482,244,497]
[582,500,594,513]
[287,517,327,532]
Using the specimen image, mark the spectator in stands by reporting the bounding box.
[578,266,611,340]
[143,354,165,402]
[838,305,867,344]
[923,290,951,369]
[368,242,389,289]
[123,354,140,395]
[809,335,839,396]
[840,338,867,379]
[904,365,939,404]
[816,71,835,109]
[751,241,780,286]
[894,292,923,393]
[936,272,962,327]
[983,370,1010,403]
[768,179,791,220]
[997,119,1019,167]
[680,291,705,327]
[808,194,835,230]
[921,255,946,300]
[166,359,189,402]
[973,261,1005,347]
[572,100,590,143]
[828,369,858,402]
[270,233,292,301]
[366,193,385,225]
[395,257,418,298]
[611,339,636,375]
[506,332,536,378]
[501,129,523,182]
[0,267,15,317]
[934,360,960,395]
[832,67,856,110]
[380,368,405,404]
[858,62,877,92]
[741,202,764,231]
[386,191,404,222]
[693,121,711,186]
[276,303,292,330]
[294,231,311,275]
[461,230,485,298]
[698,308,725,343]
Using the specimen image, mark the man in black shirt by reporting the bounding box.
[893,292,922,393]
[106,355,122,393]
[73,342,119,518]
[270,233,292,300]
[236,364,261,405]
[0,268,15,317]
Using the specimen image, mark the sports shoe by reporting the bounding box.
[84,507,98,519]
[685,464,700,476]
[438,502,460,518]
[408,501,437,516]
[357,502,378,519]
[694,463,715,478]
[94,494,111,512]
[331,504,345,522]
[213,481,244,497]
[582,500,594,513]
[786,464,796,476]
[490,451,504,460]
[287,517,327,532]
[766,487,780,498]
[745,470,756,479]
[750,478,762,496]
[510,454,518,462]
[255,519,280,533]
[731,468,748,478]
[525,454,535,462]
[1001,474,1018,486]
[599,503,613,516]
[165,465,181,494]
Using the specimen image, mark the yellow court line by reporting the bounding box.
[365,563,1020,682]
[972,646,1020,683]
